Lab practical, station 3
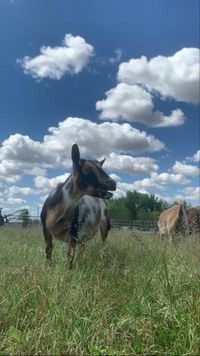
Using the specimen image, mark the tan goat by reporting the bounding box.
[158,204,189,242]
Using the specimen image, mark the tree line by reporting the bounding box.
[107,190,189,222]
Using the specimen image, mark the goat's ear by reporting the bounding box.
[99,157,106,166]
[71,144,80,163]
[71,144,80,174]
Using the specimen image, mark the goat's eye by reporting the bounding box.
[85,173,98,187]
[78,172,98,189]
[86,172,95,181]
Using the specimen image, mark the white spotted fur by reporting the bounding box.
[77,196,108,241]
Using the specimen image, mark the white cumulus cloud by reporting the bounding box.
[0,134,52,184]
[149,172,190,186]
[0,117,164,186]
[109,173,121,182]
[104,152,159,174]
[6,186,38,197]
[7,197,26,205]
[188,150,200,163]
[133,172,189,191]
[118,48,200,103]
[43,117,164,156]
[192,150,200,162]
[96,83,185,127]
[182,186,200,201]
[18,34,94,80]
[172,161,199,176]
[34,173,70,192]
[112,172,190,198]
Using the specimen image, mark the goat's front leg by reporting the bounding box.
[43,226,53,265]
[67,236,76,269]
[74,241,86,264]
[100,222,109,248]
[67,205,79,269]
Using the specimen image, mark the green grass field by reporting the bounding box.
[0,226,200,355]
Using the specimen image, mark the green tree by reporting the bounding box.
[107,197,131,220]
[125,191,138,219]
[108,190,168,221]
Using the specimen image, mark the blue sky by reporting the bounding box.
[0,0,199,216]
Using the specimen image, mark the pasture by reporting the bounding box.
[0,226,200,355]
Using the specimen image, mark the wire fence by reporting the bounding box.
[1,206,159,232]
[111,219,158,232]
[1,215,158,232]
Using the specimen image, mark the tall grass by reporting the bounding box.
[0,226,199,354]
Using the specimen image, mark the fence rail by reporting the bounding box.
[111,219,158,231]
[1,213,158,232]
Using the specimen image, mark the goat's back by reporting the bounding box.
[158,204,182,233]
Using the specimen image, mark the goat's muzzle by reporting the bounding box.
[97,179,116,199]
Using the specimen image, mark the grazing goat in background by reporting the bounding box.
[186,207,200,235]
[158,204,189,242]
[40,144,116,268]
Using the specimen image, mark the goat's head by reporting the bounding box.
[71,144,116,199]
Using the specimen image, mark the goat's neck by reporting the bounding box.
[62,175,82,217]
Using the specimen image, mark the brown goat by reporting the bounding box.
[40,144,116,268]
[186,207,200,234]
